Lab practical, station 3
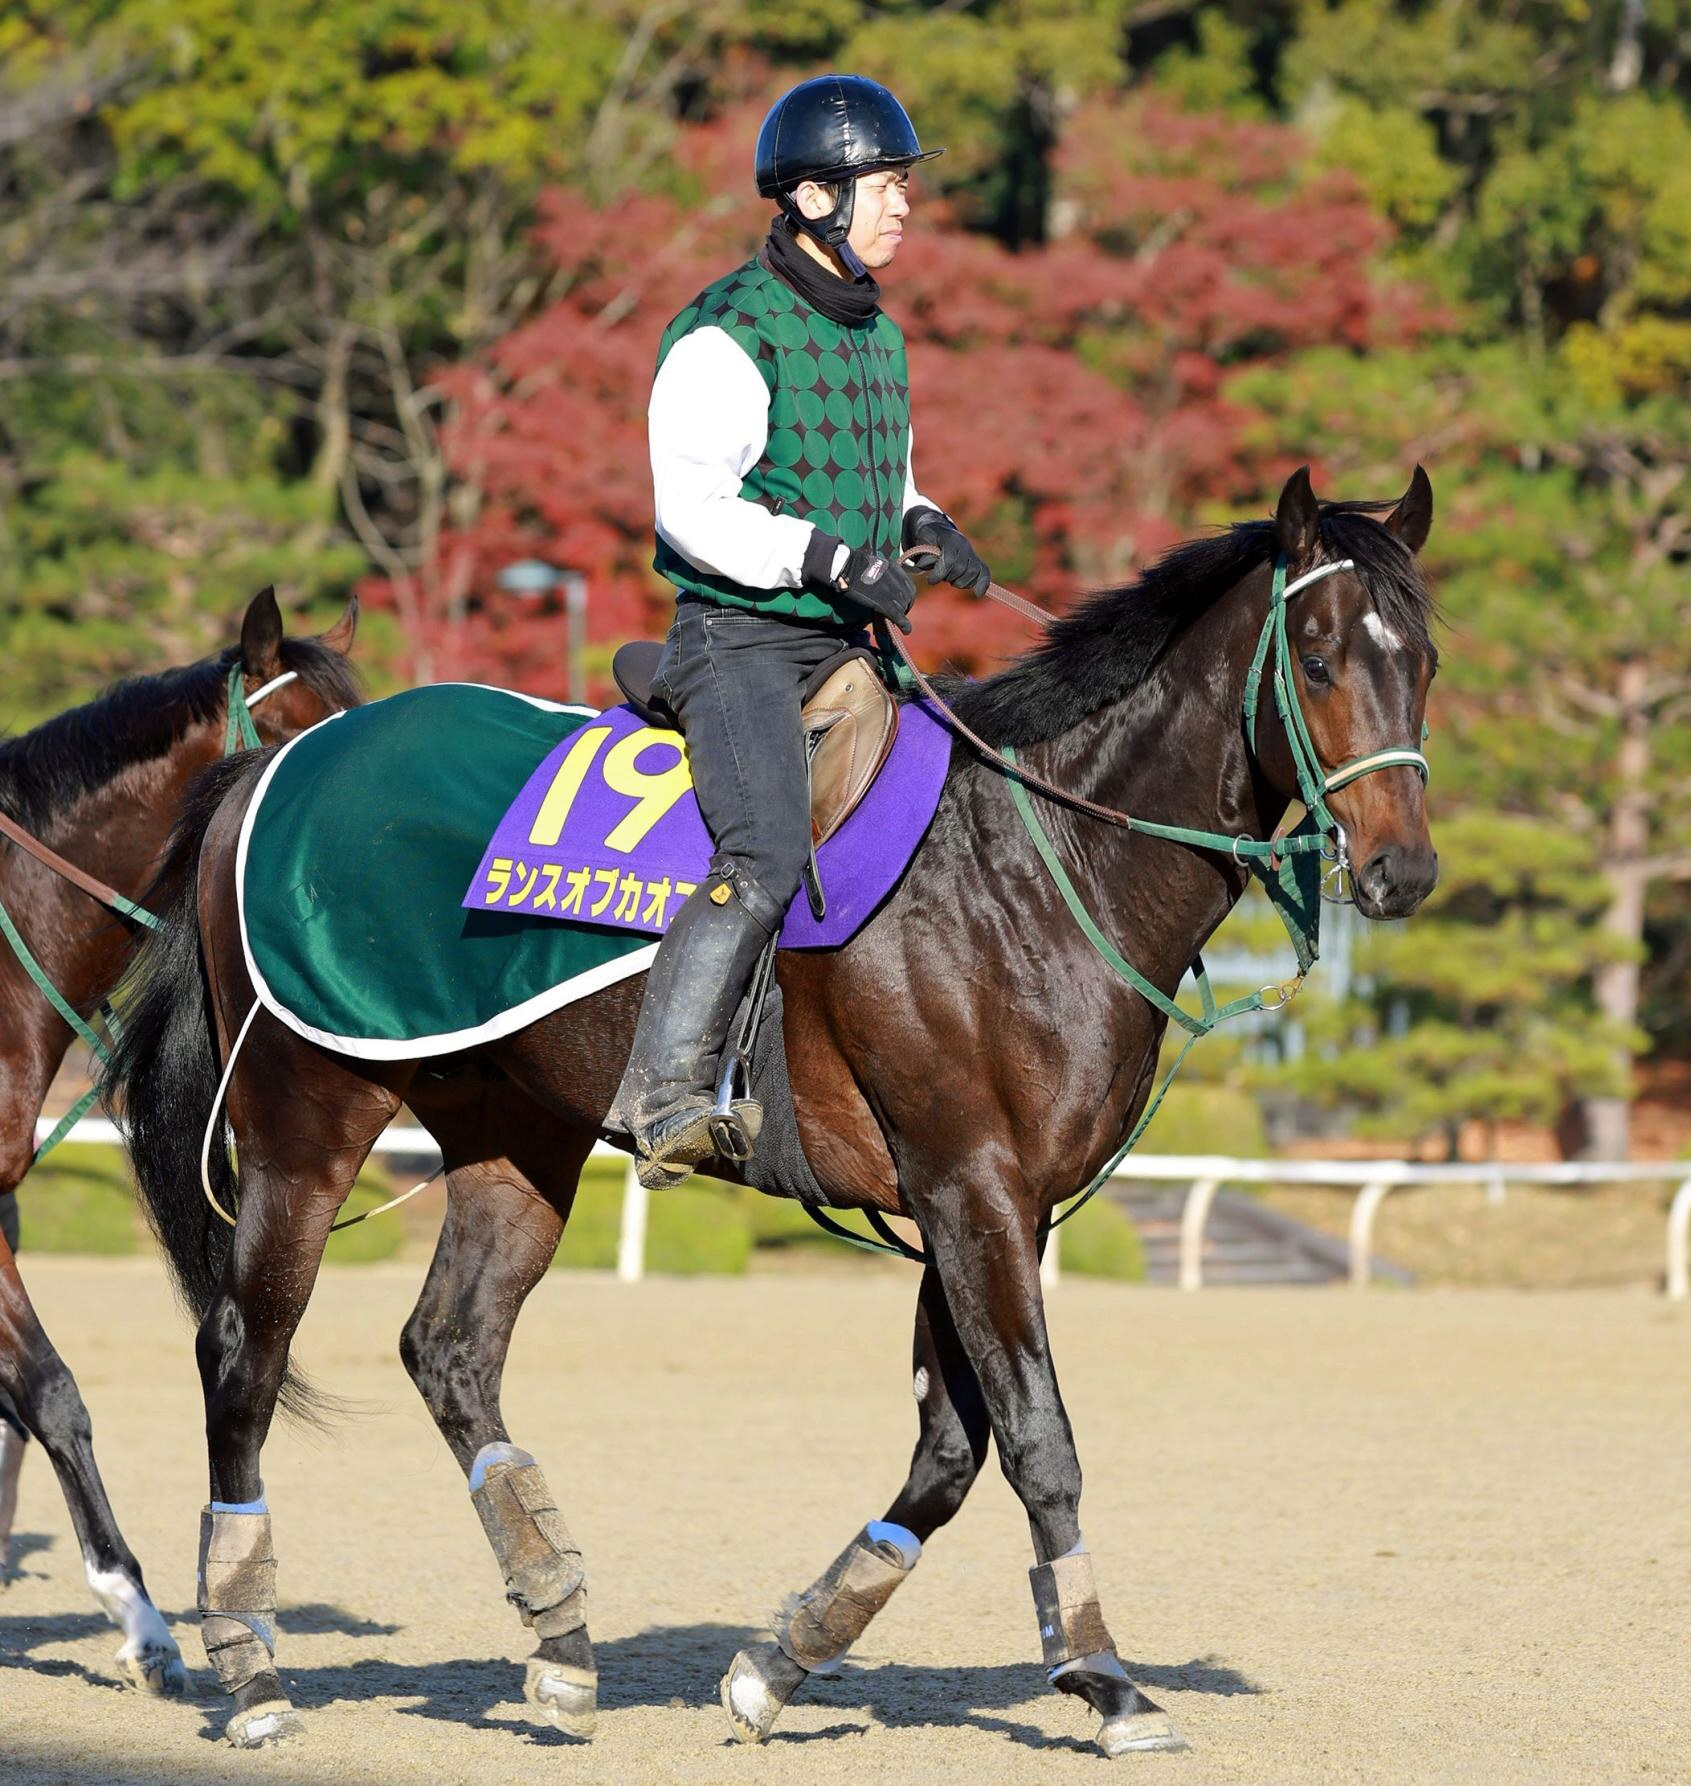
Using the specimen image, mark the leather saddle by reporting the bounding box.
[612,639,899,851]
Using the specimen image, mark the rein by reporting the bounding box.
[2,662,300,1167]
[824,551,1430,1263]
[0,811,162,932]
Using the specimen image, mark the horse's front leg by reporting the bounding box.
[0,1225,185,1691]
[922,1182,1185,1758]
[398,1139,596,1739]
[722,1261,991,1741]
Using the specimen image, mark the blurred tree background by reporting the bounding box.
[2,0,1687,1157]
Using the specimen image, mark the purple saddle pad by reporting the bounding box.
[462,698,951,949]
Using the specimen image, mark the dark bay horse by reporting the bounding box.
[106,469,1438,1754]
[0,591,358,1691]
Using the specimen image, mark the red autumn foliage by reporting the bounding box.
[374,92,1439,699]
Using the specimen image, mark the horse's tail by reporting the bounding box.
[103,751,330,1427]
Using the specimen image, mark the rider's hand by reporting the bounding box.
[809,538,918,634]
[903,505,991,598]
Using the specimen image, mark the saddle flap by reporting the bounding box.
[801,650,898,847]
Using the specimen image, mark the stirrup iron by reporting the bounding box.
[708,931,778,1162]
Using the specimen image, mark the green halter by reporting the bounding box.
[1242,556,1430,838]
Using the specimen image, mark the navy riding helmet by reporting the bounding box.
[755,75,943,270]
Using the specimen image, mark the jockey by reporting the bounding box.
[608,74,991,1190]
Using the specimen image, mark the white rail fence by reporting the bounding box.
[35,1118,1691,1301]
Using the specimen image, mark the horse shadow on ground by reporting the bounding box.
[0,1596,404,1709]
[2,1593,1263,1751]
[0,1530,54,1586]
[240,1621,1265,1752]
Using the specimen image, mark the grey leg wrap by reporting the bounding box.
[1031,1546,1187,1754]
[778,1525,920,1672]
[197,1508,279,1695]
[1029,1547,1117,1678]
[470,1448,587,1639]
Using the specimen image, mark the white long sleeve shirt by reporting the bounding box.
[649,325,936,591]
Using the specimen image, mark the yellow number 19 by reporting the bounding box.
[526,723,693,853]
[601,729,693,852]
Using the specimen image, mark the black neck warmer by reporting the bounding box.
[760,217,881,327]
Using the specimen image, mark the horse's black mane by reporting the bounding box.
[0,635,360,833]
[950,502,1436,747]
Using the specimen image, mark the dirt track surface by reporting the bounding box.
[2,1259,1688,1786]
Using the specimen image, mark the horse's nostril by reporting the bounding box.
[1361,850,1396,895]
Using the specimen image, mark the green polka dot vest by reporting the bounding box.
[653,255,911,625]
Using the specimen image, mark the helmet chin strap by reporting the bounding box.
[782,184,868,279]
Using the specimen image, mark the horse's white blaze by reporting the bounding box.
[912,1366,930,1401]
[1362,612,1403,651]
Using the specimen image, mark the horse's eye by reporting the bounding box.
[1301,655,1330,685]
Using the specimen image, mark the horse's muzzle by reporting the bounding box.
[1353,842,1438,920]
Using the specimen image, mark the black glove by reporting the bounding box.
[903,505,991,597]
[804,531,917,633]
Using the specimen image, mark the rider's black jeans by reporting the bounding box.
[651,597,861,930]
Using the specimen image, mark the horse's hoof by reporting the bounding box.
[524,1656,596,1737]
[1097,1710,1188,1756]
[117,1637,188,1696]
[720,1646,788,1744]
[224,1700,304,1748]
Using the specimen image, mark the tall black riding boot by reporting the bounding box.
[608,864,779,1190]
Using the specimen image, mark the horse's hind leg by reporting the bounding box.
[195,1027,399,1747]
[0,1224,186,1691]
[400,1085,596,1736]
[722,1263,989,1741]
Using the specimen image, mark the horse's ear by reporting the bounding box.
[240,586,285,679]
[318,596,358,657]
[1384,464,1434,554]
[1274,465,1320,563]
